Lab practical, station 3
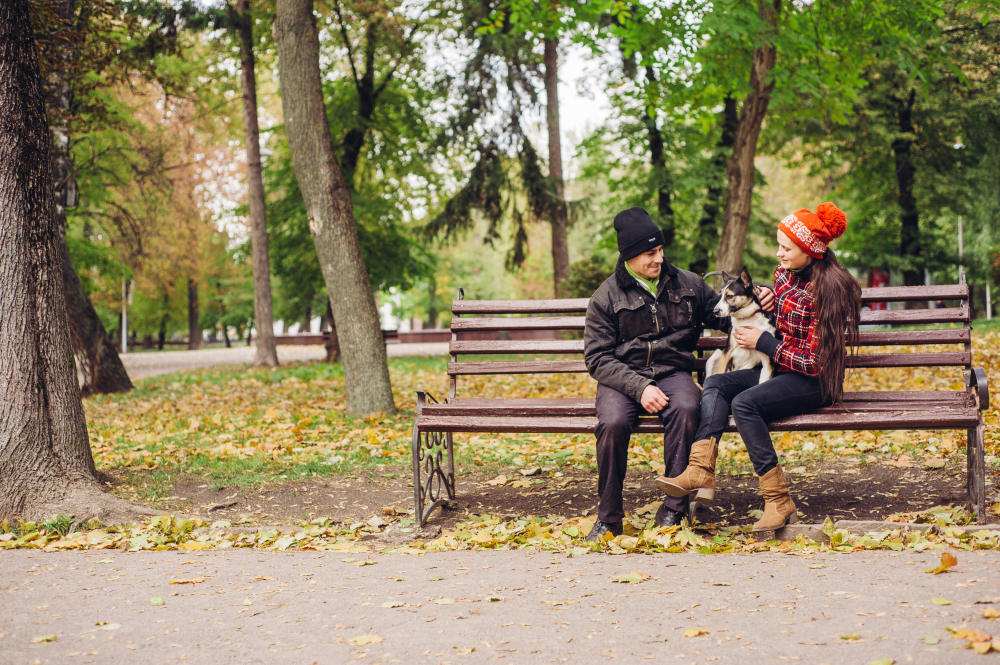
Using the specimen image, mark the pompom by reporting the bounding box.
[815,202,847,240]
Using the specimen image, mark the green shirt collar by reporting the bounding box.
[625,261,659,295]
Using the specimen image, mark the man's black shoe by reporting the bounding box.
[585,519,624,542]
[654,503,686,528]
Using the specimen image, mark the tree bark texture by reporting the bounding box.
[643,67,674,249]
[716,0,781,275]
[690,95,738,277]
[544,38,570,298]
[46,0,132,395]
[236,0,279,367]
[0,0,144,522]
[274,0,396,416]
[187,277,201,350]
[892,88,923,302]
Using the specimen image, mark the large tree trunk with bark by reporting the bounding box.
[690,95,738,277]
[0,0,147,521]
[892,87,923,307]
[273,0,396,416]
[544,38,570,298]
[642,67,674,250]
[46,0,132,396]
[187,277,201,350]
[236,0,279,367]
[715,0,780,275]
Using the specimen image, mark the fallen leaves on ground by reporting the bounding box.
[2,503,1000,554]
[683,629,710,637]
[77,330,1000,494]
[926,551,958,574]
[348,634,384,646]
[612,571,650,584]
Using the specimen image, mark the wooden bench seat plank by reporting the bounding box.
[447,352,971,375]
[423,392,971,417]
[862,307,969,324]
[447,285,969,316]
[449,328,973,356]
[451,316,586,332]
[452,298,591,315]
[448,309,968,335]
[418,407,981,434]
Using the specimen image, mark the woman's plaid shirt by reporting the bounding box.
[772,266,821,377]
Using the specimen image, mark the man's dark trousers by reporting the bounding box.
[594,371,701,523]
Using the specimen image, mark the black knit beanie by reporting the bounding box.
[614,207,664,261]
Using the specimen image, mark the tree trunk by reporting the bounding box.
[273,0,396,416]
[222,324,231,348]
[690,95,738,277]
[236,0,279,367]
[642,66,674,249]
[45,0,132,396]
[715,0,781,275]
[0,0,146,521]
[544,37,570,298]
[324,298,341,363]
[157,289,169,350]
[187,277,201,350]
[892,88,922,306]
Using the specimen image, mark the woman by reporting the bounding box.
[656,202,862,531]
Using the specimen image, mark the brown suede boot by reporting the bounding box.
[654,438,717,504]
[752,465,799,532]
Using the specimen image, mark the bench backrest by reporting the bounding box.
[446,281,972,400]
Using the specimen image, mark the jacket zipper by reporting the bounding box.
[648,302,658,366]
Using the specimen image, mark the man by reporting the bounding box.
[583,207,773,541]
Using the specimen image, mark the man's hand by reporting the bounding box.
[640,385,669,414]
[759,287,775,312]
[734,326,763,349]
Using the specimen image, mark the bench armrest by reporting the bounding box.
[968,367,990,411]
[415,391,446,414]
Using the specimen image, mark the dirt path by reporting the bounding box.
[137,460,986,531]
[117,343,449,381]
[4,549,996,664]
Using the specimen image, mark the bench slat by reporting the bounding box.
[423,392,972,417]
[448,285,969,315]
[418,407,981,434]
[447,352,971,375]
[452,298,591,315]
[449,308,969,333]
[449,328,973,356]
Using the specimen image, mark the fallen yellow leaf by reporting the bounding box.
[683,629,709,638]
[169,576,208,585]
[349,634,385,646]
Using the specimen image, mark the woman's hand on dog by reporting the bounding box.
[640,385,669,413]
[734,326,764,349]
[759,287,775,312]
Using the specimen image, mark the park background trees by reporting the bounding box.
[4,0,1000,422]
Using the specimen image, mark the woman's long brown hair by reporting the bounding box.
[810,248,862,404]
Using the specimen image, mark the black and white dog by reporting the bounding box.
[705,267,776,384]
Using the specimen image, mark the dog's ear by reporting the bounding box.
[721,271,734,283]
[739,266,753,287]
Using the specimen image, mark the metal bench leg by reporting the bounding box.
[413,425,456,527]
[968,421,987,524]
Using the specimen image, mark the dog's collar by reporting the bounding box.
[736,305,761,318]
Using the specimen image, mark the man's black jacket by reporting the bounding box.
[583,257,730,402]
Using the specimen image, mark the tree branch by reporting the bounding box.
[331,0,361,91]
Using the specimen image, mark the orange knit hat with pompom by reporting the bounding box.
[777,202,847,259]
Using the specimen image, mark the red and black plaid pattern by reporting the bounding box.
[772,266,821,376]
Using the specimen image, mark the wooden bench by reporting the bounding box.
[412,280,990,525]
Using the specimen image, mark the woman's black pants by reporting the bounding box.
[694,369,827,476]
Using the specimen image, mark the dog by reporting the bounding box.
[705,267,776,384]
